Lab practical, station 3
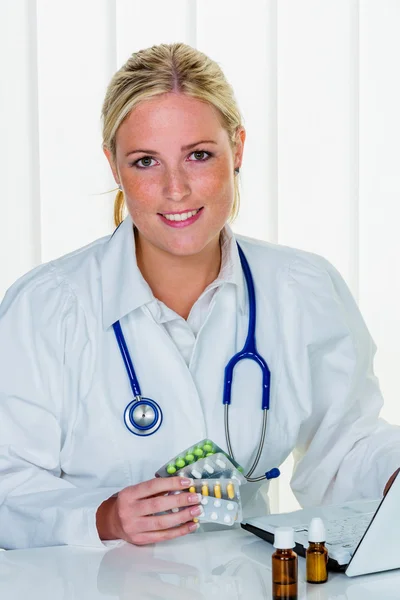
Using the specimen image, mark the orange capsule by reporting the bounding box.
[201,484,209,496]
[214,483,222,499]
[227,483,235,499]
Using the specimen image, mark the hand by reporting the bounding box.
[383,468,400,496]
[96,476,203,545]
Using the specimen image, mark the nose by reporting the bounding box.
[163,166,191,202]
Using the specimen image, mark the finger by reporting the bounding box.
[135,504,204,533]
[133,490,202,518]
[128,520,200,546]
[121,476,194,505]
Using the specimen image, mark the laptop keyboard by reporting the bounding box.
[293,513,374,552]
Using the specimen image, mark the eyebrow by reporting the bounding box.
[125,140,218,158]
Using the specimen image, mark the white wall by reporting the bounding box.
[1,0,400,513]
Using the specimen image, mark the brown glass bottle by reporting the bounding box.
[306,541,328,583]
[272,548,298,599]
[306,517,328,584]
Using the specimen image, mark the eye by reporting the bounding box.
[133,156,157,169]
[188,150,212,161]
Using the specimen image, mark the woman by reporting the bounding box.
[0,42,399,551]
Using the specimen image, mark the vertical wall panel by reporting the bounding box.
[116,0,195,67]
[359,0,400,423]
[36,0,116,263]
[0,0,40,298]
[197,0,278,243]
[277,0,358,293]
[349,1,360,303]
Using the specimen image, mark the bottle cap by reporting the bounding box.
[273,527,295,549]
[308,517,326,542]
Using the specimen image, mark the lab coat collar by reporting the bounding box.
[218,224,247,313]
[100,215,246,330]
[101,216,153,330]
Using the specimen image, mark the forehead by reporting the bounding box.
[117,92,226,143]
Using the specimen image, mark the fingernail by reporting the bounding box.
[188,493,202,503]
[180,478,194,487]
[190,505,204,517]
[189,522,200,532]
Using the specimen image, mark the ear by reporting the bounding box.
[234,126,246,170]
[103,145,120,186]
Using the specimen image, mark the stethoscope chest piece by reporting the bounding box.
[124,397,163,436]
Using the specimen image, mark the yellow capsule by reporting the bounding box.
[201,484,209,496]
[214,483,222,499]
[189,486,196,494]
[193,518,199,523]
[227,482,235,499]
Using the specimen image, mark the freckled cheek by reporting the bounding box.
[124,178,158,213]
[193,169,233,203]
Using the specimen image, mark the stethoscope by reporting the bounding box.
[112,242,280,483]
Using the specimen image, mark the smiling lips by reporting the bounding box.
[161,208,201,222]
[158,207,203,227]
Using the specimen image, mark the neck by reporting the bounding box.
[135,228,222,319]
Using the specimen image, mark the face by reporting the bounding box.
[104,92,245,258]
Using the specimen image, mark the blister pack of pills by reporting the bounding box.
[155,438,244,478]
[167,478,242,526]
[191,478,242,525]
[190,477,241,501]
[198,496,239,526]
[176,452,246,484]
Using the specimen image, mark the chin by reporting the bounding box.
[161,240,208,257]
[136,220,224,257]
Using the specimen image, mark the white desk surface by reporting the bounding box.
[1,528,400,599]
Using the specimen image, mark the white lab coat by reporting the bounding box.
[1,215,400,550]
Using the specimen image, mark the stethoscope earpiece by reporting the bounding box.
[265,468,280,480]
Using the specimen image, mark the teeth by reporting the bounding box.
[163,209,200,222]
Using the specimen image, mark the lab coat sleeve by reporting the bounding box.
[287,253,400,507]
[0,264,122,549]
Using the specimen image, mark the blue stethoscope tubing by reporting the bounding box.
[112,241,280,482]
[224,244,279,482]
[112,319,164,436]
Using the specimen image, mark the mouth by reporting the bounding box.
[157,206,204,227]
[158,207,203,222]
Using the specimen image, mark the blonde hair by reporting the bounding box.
[101,42,243,228]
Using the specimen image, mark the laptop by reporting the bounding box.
[241,471,400,577]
